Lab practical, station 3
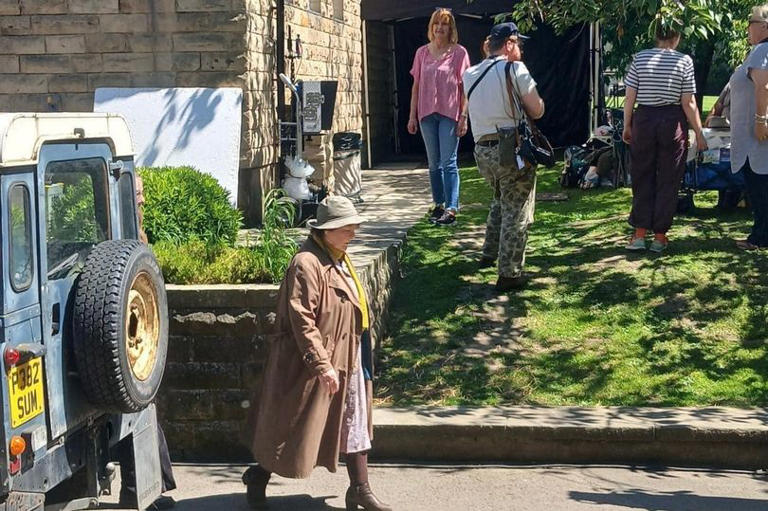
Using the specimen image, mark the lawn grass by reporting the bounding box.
[376,161,768,407]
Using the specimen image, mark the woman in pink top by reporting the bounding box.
[408,8,471,226]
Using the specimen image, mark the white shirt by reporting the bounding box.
[462,57,537,142]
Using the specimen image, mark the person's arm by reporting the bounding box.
[681,92,708,150]
[708,84,728,118]
[751,68,768,141]
[457,49,471,136]
[407,49,422,135]
[285,257,334,378]
[407,81,419,135]
[622,86,637,144]
[457,92,468,136]
[511,62,544,119]
[521,89,544,119]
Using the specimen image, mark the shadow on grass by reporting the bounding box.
[379,165,768,407]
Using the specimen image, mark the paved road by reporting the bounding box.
[98,463,768,510]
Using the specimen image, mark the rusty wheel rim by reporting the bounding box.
[125,271,159,382]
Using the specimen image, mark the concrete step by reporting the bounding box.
[371,406,768,469]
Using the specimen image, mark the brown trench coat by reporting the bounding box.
[246,237,374,478]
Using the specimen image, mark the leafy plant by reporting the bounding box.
[153,188,298,285]
[248,188,299,283]
[139,166,243,246]
[153,239,271,284]
[48,178,98,242]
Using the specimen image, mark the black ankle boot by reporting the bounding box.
[242,465,271,510]
[345,482,392,511]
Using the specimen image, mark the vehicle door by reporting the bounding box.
[0,168,47,484]
[36,142,125,440]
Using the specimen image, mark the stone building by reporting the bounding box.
[0,0,363,225]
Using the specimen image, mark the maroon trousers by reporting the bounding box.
[629,105,688,234]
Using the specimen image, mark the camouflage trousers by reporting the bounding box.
[474,144,536,278]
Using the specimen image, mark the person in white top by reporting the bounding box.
[462,22,545,292]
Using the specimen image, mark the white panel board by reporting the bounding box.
[94,87,243,204]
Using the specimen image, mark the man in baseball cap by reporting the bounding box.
[462,20,544,292]
[488,21,530,42]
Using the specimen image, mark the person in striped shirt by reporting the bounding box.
[622,24,707,253]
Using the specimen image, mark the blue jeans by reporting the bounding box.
[419,113,460,211]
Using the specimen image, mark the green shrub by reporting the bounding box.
[49,178,98,242]
[153,189,299,285]
[153,239,272,284]
[139,166,242,246]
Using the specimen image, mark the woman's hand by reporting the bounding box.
[695,132,709,151]
[319,368,340,396]
[407,117,418,135]
[756,121,768,142]
[457,116,468,137]
[622,125,632,144]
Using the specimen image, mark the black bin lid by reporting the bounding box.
[333,132,362,150]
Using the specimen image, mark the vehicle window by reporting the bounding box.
[118,171,138,240]
[45,158,111,280]
[8,184,33,291]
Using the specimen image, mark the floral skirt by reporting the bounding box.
[340,347,371,454]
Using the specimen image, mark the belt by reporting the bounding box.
[637,103,681,109]
[476,139,499,147]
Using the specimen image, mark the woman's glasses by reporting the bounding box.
[749,18,766,25]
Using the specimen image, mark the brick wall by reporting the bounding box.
[0,0,363,225]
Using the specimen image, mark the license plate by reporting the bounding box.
[8,358,45,428]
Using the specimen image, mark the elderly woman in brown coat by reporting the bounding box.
[242,196,391,511]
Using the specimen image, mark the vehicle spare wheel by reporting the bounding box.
[73,240,168,413]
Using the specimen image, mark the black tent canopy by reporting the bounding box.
[360,1,602,159]
[362,0,515,21]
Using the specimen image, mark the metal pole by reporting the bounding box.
[362,20,374,169]
[594,22,601,134]
[276,0,286,120]
[388,23,400,155]
[589,22,595,137]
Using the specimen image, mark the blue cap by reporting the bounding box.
[489,22,529,41]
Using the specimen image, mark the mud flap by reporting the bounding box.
[130,405,162,510]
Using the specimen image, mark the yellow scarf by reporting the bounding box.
[312,233,369,330]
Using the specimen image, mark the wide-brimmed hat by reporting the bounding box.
[306,195,365,230]
[489,22,530,41]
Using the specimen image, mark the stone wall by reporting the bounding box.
[0,1,246,115]
[0,0,363,225]
[158,235,402,461]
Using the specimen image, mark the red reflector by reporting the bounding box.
[9,456,20,475]
[4,348,20,367]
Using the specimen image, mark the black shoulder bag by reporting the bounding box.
[505,62,555,167]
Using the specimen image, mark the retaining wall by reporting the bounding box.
[157,237,401,461]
